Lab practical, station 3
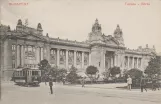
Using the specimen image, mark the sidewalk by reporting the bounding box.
[72,83,127,89]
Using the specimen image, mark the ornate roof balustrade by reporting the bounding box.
[125,48,155,55]
[49,37,90,48]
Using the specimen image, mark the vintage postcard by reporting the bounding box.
[0,0,161,104]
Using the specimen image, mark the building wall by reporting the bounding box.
[0,21,154,80]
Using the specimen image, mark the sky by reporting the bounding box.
[1,0,161,53]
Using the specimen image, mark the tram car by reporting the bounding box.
[12,68,41,86]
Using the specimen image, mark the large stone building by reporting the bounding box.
[0,19,156,80]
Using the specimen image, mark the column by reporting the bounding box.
[21,45,24,67]
[41,47,43,61]
[132,57,134,68]
[121,55,125,69]
[82,52,84,69]
[36,47,39,64]
[128,56,130,69]
[66,50,69,70]
[111,56,113,67]
[39,47,41,62]
[140,58,143,70]
[57,49,60,67]
[101,50,105,70]
[46,46,50,63]
[17,45,20,67]
[89,52,91,65]
[74,50,77,67]
[103,53,105,69]
[114,54,117,66]
[136,58,139,68]
[117,55,120,67]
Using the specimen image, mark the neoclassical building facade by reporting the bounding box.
[0,19,156,80]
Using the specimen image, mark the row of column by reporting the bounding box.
[15,44,92,69]
[16,45,44,68]
[102,51,126,70]
[103,51,115,70]
[52,49,91,69]
[126,56,142,69]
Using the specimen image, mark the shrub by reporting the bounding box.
[127,68,143,79]
[86,65,98,83]
[66,65,79,84]
[109,66,121,77]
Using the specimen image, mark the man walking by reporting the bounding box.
[49,75,53,94]
[127,75,132,90]
[81,77,85,87]
[140,76,147,92]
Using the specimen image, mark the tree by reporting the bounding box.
[86,65,98,83]
[127,68,143,79]
[109,66,121,77]
[48,66,67,82]
[38,59,51,79]
[127,68,143,87]
[49,66,58,78]
[66,65,79,84]
[56,68,67,82]
[86,65,98,75]
[102,69,110,79]
[144,56,161,79]
[38,59,49,71]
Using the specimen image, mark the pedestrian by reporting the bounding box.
[81,77,85,87]
[156,79,160,90]
[127,75,132,90]
[49,75,53,94]
[152,79,156,91]
[44,74,48,85]
[62,78,65,85]
[152,79,160,91]
[140,76,147,92]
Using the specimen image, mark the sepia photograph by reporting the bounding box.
[0,0,161,104]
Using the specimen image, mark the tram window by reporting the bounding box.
[35,71,38,75]
[32,71,34,76]
[21,71,23,76]
[22,71,24,76]
[27,71,29,76]
[17,71,19,76]
[30,71,31,76]
[16,72,18,76]
[20,71,22,76]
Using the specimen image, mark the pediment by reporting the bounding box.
[16,33,46,41]
[104,37,119,46]
[26,35,42,40]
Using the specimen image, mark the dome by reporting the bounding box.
[114,24,123,37]
[37,23,42,30]
[17,19,22,25]
[92,19,102,32]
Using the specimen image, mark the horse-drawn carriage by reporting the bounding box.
[12,68,41,86]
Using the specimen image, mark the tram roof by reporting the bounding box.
[15,68,39,71]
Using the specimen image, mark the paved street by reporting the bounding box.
[1,82,161,104]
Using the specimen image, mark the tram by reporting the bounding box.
[12,68,41,86]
